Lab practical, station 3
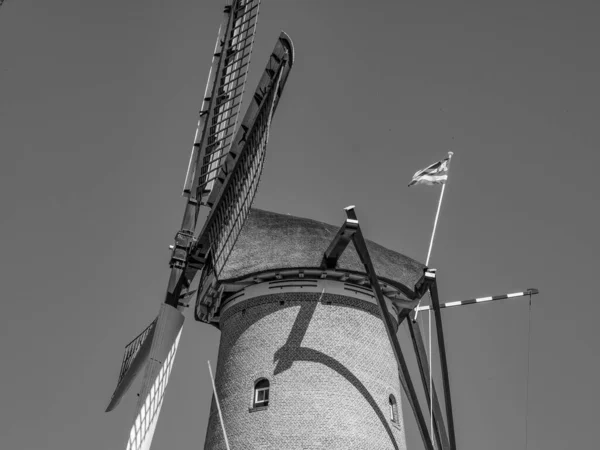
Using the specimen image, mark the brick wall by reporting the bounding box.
[203,288,406,450]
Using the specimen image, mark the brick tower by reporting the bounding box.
[199,208,425,449]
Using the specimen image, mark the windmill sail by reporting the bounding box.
[125,304,185,450]
[105,319,157,412]
[105,2,295,448]
[183,0,261,204]
[108,0,260,416]
[195,33,295,321]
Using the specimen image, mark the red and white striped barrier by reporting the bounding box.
[415,288,539,312]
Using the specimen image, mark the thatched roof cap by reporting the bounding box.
[220,208,425,292]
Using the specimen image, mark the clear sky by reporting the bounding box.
[1,1,598,449]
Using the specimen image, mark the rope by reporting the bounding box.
[429,309,434,449]
[525,295,532,450]
[208,360,231,450]
[418,299,434,449]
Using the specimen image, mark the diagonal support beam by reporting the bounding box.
[348,207,435,450]
[429,277,457,450]
[407,317,451,450]
[321,205,358,269]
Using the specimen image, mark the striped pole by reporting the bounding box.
[415,289,539,312]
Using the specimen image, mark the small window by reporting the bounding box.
[254,379,269,407]
[389,394,398,423]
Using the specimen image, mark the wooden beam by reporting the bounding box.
[321,205,358,269]
[413,269,432,299]
[407,317,451,450]
[349,209,435,450]
[429,279,457,450]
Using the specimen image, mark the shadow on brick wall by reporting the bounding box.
[273,297,400,450]
[214,292,400,450]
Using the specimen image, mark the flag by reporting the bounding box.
[408,153,453,187]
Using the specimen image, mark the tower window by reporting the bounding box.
[253,379,269,407]
[389,394,398,423]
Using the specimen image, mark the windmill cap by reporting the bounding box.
[218,208,425,291]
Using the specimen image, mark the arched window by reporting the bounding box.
[389,394,398,423]
[253,379,269,407]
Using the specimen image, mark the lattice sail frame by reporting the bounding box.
[125,304,184,450]
[126,332,180,450]
[105,3,294,448]
[193,33,295,321]
[208,60,284,277]
[183,0,261,205]
[109,0,262,406]
[118,320,156,385]
[105,319,157,412]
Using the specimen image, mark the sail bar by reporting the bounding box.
[415,289,539,312]
[182,21,222,196]
[196,0,262,204]
[183,0,261,197]
[209,45,285,278]
[191,33,294,292]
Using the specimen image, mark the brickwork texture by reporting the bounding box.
[203,290,407,450]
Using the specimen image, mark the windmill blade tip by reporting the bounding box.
[278,31,295,65]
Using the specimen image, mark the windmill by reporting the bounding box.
[104,1,295,449]
[194,202,539,449]
[105,1,539,449]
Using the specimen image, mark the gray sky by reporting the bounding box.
[1,0,599,449]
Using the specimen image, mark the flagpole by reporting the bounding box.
[208,360,231,450]
[410,151,453,449]
[414,151,453,320]
[425,182,446,267]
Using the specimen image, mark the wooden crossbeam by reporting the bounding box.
[348,208,435,450]
[321,205,358,269]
